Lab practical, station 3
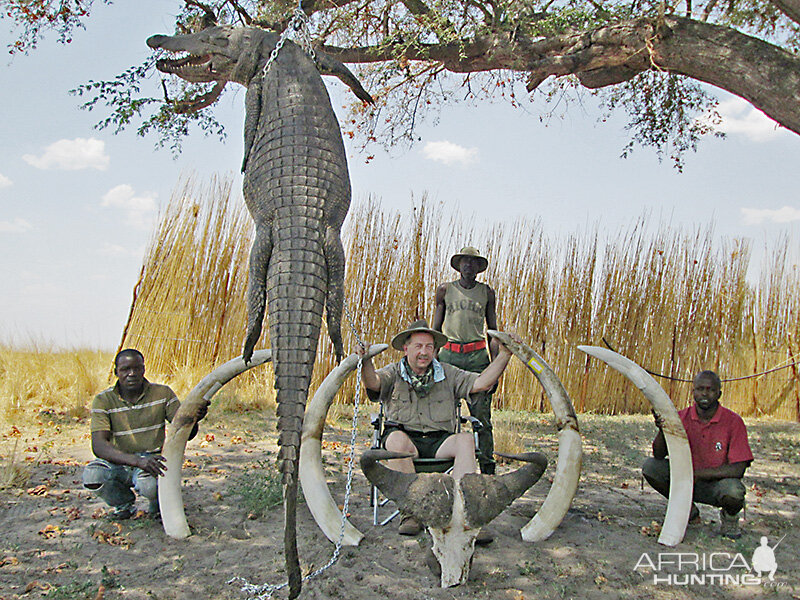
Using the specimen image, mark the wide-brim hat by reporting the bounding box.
[391,319,448,351]
[450,246,488,273]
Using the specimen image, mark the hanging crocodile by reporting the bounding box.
[147,24,373,599]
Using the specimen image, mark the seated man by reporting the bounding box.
[358,319,517,537]
[82,349,207,520]
[643,370,753,538]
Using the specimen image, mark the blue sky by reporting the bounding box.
[1,0,798,350]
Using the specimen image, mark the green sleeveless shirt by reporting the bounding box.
[442,280,489,343]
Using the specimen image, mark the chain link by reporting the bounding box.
[260,7,316,80]
[230,303,366,599]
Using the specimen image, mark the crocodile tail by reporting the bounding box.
[285,478,301,599]
[277,390,309,599]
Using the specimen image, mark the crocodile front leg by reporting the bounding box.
[243,223,272,363]
[324,225,345,362]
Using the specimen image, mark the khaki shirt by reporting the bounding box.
[369,361,479,433]
[90,380,179,454]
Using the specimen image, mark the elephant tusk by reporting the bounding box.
[159,350,272,538]
[488,331,582,542]
[299,344,388,545]
[577,345,693,546]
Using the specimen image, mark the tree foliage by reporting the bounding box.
[3,0,799,165]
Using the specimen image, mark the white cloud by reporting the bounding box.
[0,218,33,233]
[741,206,800,225]
[712,98,785,142]
[422,140,479,166]
[22,137,110,171]
[0,174,12,188]
[101,184,158,230]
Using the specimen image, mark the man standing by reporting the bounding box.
[358,320,518,537]
[82,349,207,519]
[433,246,499,474]
[642,370,753,538]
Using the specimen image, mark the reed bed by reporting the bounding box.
[5,174,796,424]
[109,175,799,420]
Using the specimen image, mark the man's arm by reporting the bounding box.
[485,286,499,360]
[432,284,447,332]
[91,431,166,477]
[471,336,514,393]
[652,429,668,459]
[356,343,380,392]
[652,410,668,459]
[694,461,750,482]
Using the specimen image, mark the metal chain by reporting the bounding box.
[230,302,366,599]
[260,6,316,80]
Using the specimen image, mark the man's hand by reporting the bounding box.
[137,454,167,477]
[651,409,665,430]
[193,400,210,423]
[355,341,369,357]
[497,330,521,355]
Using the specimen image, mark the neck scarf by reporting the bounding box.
[401,357,436,397]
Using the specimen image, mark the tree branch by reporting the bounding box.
[325,15,800,136]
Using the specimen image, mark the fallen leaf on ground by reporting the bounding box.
[92,522,133,548]
[0,556,19,567]
[64,506,82,521]
[640,521,662,537]
[38,524,64,538]
[27,485,48,496]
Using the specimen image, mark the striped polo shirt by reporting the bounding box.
[90,380,179,454]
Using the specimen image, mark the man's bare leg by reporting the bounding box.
[384,430,418,473]
[436,432,477,479]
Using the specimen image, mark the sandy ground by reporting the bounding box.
[1,412,799,600]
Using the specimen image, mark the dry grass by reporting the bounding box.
[1,175,798,425]
[0,345,110,422]
[0,440,33,490]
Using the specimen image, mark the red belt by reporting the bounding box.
[444,340,486,353]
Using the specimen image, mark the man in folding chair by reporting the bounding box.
[357,319,517,541]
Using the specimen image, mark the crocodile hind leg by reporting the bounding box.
[243,224,272,363]
[323,225,345,362]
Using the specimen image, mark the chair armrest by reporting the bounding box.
[460,415,483,432]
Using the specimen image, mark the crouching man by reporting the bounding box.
[82,349,207,519]
[357,319,518,541]
[643,370,753,538]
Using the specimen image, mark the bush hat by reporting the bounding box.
[450,246,488,273]
[391,319,448,351]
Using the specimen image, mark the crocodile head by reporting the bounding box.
[147,26,275,112]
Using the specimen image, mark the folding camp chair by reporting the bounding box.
[369,401,483,526]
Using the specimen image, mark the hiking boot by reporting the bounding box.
[719,508,741,539]
[689,503,700,524]
[475,527,494,545]
[398,515,422,536]
[110,505,134,521]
